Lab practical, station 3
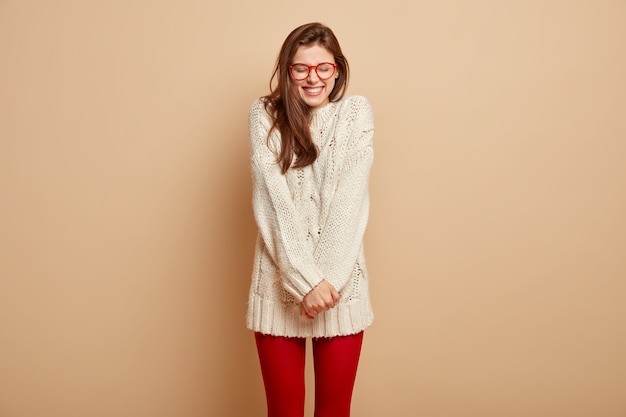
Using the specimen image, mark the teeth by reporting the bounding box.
[306,87,322,93]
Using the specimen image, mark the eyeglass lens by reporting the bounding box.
[290,63,335,80]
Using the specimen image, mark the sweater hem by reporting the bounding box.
[246,293,374,338]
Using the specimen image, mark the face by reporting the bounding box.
[290,44,338,109]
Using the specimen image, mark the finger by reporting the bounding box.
[305,303,320,316]
[300,305,315,320]
[326,294,337,308]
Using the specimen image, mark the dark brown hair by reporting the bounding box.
[264,22,350,173]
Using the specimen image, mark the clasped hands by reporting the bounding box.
[300,279,339,320]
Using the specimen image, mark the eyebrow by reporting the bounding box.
[290,61,336,65]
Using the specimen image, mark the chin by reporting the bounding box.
[302,96,329,109]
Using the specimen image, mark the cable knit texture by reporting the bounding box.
[247,95,374,338]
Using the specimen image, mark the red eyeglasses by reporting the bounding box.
[289,62,337,81]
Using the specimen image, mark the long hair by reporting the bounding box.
[264,22,350,174]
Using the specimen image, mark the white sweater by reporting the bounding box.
[246,95,374,338]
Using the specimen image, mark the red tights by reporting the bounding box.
[255,332,364,417]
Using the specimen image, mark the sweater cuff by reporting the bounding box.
[284,268,325,301]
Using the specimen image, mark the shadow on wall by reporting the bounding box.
[201,105,265,415]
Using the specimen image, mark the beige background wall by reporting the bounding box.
[1,1,625,416]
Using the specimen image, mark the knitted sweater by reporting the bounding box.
[246,94,374,338]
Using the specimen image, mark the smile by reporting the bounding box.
[303,86,324,96]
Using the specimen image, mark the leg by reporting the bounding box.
[312,332,364,417]
[255,332,307,417]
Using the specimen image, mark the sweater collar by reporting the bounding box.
[311,99,339,126]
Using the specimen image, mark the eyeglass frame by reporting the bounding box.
[288,62,338,81]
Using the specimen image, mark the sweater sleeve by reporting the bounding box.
[249,99,325,301]
[314,96,375,292]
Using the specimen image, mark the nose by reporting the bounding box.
[307,67,319,82]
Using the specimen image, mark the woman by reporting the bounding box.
[247,22,375,417]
